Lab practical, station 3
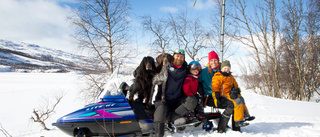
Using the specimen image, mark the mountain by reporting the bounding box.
[0,39,103,73]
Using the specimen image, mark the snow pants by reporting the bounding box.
[224,95,250,122]
[153,96,198,123]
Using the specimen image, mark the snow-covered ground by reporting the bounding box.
[0,72,320,137]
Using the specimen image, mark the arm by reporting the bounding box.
[211,75,222,108]
[231,75,239,88]
[183,77,193,96]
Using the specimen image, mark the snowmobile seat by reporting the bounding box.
[130,101,154,119]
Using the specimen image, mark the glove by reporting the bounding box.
[230,86,241,99]
[213,92,221,108]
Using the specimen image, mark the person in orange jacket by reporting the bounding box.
[212,60,255,133]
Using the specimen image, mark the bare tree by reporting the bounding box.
[169,11,207,61]
[31,92,65,130]
[228,0,282,98]
[303,0,320,99]
[281,0,320,101]
[79,74,106,104]
[69,0,133,74]
[141,15,172,54]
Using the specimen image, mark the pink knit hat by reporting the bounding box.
[208,51,219,62]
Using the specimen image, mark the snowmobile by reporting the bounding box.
[52,87,221,137]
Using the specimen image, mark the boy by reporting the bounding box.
[212,60,255,133]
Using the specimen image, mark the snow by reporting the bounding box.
[1,72,320,137]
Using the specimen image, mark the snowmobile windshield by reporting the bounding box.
[97,82,125,100]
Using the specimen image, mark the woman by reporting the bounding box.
[198,51,221,107]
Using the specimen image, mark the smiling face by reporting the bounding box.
[209,58,219,69]
[190,69,199,75]
[221,66,230,72]
[173,53,184,66]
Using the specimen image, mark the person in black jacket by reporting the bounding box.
[153,48,199,136]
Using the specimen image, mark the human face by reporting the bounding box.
[221,66,230,72]
[173,54,184,66]
[209,59,219,69]
[190,69,199,75]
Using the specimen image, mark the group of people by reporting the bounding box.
[125,49,255,137]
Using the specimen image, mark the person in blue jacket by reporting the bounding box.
[198,50,221,107]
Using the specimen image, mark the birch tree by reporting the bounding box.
[69,0,132,74]
[142,16,172,54]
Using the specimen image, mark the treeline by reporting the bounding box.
[228,0,320,101]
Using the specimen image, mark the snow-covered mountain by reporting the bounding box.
[0,39,103,73]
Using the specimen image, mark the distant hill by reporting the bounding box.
[0,39,104,73]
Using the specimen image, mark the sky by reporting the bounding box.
[0,0,217,54]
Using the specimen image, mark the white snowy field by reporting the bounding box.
[0,72,320,137]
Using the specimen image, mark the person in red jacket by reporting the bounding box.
[182,61,205,121]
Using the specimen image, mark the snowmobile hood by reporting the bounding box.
[55,95,136,123]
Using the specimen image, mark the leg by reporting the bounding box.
[153,101,167,137]
[119,82,130,96]
[231,97,249,128]
[136,92,145,102]
[232,112,241,132]
[240,97,255,121]
[217,98,234,133]
[148,85,156,105]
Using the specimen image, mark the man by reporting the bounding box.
[153,48,196,137]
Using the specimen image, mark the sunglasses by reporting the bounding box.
[174,49,185,55]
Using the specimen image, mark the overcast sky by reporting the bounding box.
[0,0,215,54]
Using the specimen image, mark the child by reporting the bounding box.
[182,61,205,121]
[212,60,255,133]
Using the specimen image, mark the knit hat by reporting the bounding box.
[221,60,231,69]
[208,51,219,62]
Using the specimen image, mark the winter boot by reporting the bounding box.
[195,101,206,122]
[245,116,255,121]
[232,115,241,132]
[166,121,176,133]
[154,122,165,137]
[217,115,230,133]
[119,82,130,96]
[235,121,249,127]
[185,111,197,123]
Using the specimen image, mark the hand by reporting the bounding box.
[235,88,241,95]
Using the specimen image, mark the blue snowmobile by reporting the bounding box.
[52,87,220,136]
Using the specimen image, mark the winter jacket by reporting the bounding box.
[211,72,250,122]
[211,72,239,98]
[182,74,199,96]
[198,63,220,98]
[156,61,188,102]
